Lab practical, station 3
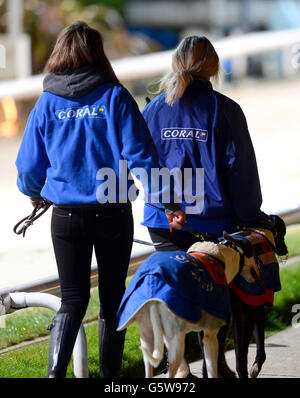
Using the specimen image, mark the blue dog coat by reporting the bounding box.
[117,251,231,330]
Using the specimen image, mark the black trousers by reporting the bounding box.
[51,203,133,322]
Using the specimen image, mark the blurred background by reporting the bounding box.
[1,0,300,379]
[0,0,300,292]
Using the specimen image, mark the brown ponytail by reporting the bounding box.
[159,36,219,106]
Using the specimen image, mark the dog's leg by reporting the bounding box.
[174,358,190,378]
[136,305,156,378]
[230,291,255,378]
[202,329,219,378]
[197,331,208,378]
[140,337,154,378]
[250,306,266,378]
[166,331,186,378]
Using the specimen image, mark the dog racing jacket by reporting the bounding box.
[117,250,231,330]
[141,79,269,235]
[15,66,178,210]
[229,230,281,306]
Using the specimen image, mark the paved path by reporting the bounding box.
[156,326,300,378]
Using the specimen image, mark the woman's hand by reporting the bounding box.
[30,199,47,209]
[166,209,186,232]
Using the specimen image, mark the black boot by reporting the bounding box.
[98,317,126,378]
[47,313,82,378]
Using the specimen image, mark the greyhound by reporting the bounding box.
[200,216,287,378]
[117,232,260,378]
[229,217,287,378]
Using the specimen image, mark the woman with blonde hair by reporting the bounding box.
[142,35,269,377]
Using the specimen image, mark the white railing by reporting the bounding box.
[1,28,300,100]
[2,292,88,378]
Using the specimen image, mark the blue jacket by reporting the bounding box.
[16,67,176,207]
[142,80,268,234]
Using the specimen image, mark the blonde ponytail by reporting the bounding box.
[159,36,219,106]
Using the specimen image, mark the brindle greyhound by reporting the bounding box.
[200,215,288,378]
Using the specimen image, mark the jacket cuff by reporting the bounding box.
[30,196,44,202]
[163,203,181,215]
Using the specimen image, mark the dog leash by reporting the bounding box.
[133,238,162,247]
[145,203,219,243]
[133,223,219,247]
[179,223,219,242]
[13,202,162,245]
[13,201,52,237]
[12,201,210,247]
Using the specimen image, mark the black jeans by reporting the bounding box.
[51,203,133,322]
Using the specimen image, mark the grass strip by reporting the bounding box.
[1,261,299,378]
[0,224,300,377]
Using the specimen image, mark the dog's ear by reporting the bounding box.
[242,215,288,256]
[269,215,288,256]
[222,231,254,258]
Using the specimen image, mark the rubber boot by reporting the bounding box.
[98,318,126,378]
[47,313,82,378]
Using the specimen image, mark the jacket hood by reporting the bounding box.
[43,66,112,98]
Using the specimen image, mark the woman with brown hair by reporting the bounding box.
[16,21,185,378]
[141,35,269,377]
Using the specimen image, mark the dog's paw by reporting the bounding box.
[249,362,261,378]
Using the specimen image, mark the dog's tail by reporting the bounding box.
[141,302,164,368]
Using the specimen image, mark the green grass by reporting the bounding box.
[0,284,101,351]
[282,224,300,258]
[0,224,300,377]
[265,261,300,332]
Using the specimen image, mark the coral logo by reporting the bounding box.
[55,105,106,120]
[161,127,208,142]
